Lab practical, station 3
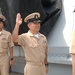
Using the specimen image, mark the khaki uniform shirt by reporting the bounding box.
[0,29,14,53]
[18,30,48,75]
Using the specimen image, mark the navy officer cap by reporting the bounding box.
[24,12,41,23]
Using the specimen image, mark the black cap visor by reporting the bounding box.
[27,18,41,23]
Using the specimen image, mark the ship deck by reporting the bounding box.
[10,72,23,75]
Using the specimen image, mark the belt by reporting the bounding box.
[0,52,7,56]
[27,62,45,66]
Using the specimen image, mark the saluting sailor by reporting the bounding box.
[12,12,48,75]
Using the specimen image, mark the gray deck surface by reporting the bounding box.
[10,72,23,75]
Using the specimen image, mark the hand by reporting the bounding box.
[16,13,22,26]
[45,66,48,73]
[9,60,14,66]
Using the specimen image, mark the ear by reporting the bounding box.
[27,23,30,29]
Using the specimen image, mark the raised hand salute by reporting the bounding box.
[16,13,22,26]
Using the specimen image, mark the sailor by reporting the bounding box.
[0,8,14,75]
[12,12,48,75]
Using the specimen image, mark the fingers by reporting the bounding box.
[16,13,22,25]
[16,13,21,20]
[10,60,14,66]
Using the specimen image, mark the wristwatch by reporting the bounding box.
[10,58,13,60]
[45,63,49,66]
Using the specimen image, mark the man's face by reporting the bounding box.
[28,22,40,33]
[0,22,3,30]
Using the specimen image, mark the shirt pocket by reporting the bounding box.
[28,43,38,48]
[42,41,47,47]
[1,40,8,49]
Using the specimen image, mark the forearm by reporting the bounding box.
[9,47,13,59]
[44,53,48,65]
[9,47,14,66]
[12,24,19,44]
[44,51,48,73]
[44,46,48,65]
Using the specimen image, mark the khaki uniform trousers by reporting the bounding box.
[0,54,9,75]
[24,62,46,75]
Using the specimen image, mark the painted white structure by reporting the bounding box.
[12,0,74,75]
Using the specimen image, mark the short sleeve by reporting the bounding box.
[18,34,26,46]
[69,30,75,53]
[8,33,14,47]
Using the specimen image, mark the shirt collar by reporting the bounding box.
[27,30,45,39]
[27,30,40,38]
[27,30,34,37]
[1,29,6,35]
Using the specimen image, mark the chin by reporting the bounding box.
[36,29,40,32]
